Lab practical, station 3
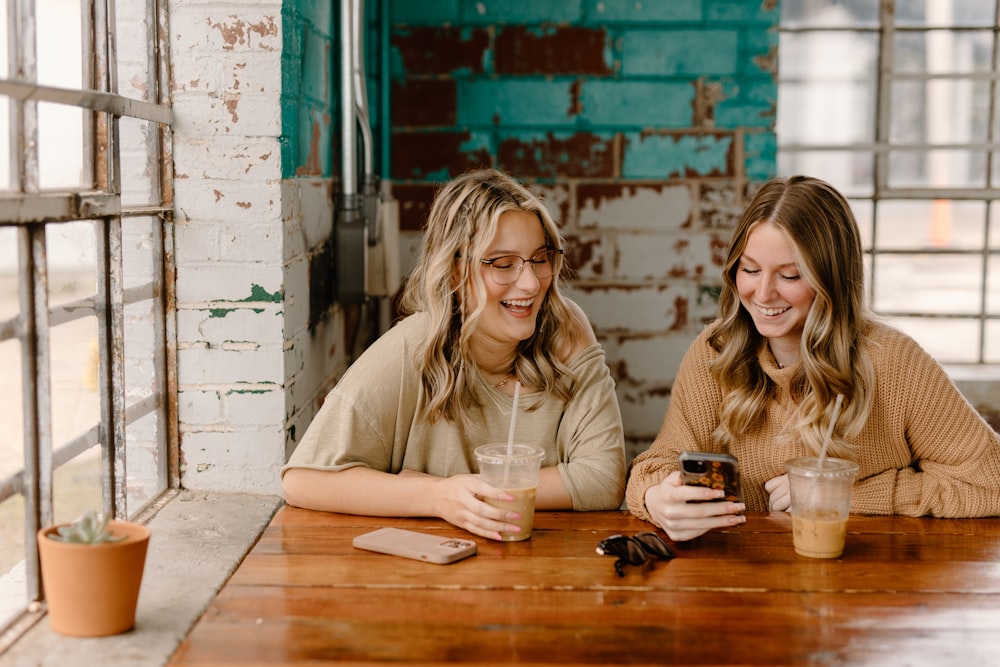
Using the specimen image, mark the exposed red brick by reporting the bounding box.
[391,131,493,181]
[392,27,489,76]
[576,182,673,215]
[495,26,611,75]
[671,295,689,331]
[392,80,457,127]
[498,133,614,179]
[389,183,438,231]
[710,231,730,267]
[561,234,603,278]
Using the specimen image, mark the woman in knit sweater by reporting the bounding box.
[627,175,1000,542]
[283,169,626,541]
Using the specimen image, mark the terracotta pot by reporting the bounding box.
[37,520,151,637]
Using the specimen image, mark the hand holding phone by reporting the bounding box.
[679,451,742,503]
[352,527,477,564]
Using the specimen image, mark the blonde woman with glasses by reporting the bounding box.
[283,168,626,540]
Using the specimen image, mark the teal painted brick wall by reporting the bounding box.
[377,0,780,452]
[389,0,777,184]
[281,0,335,179]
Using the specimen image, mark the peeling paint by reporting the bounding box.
[295,120,323,176]
[670,296,688,332]
[693,79,726,128]
[242,284,283,303]
[223,92,239,123]
[207,16,278,51]
[209,308,236,318]
[236,201,251,209]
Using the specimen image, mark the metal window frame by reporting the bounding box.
[0,0,174,642]
[779,0,999,363]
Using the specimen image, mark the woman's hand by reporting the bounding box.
[764,474,791,512]
[414,471,524,541]
[643,471,746,542]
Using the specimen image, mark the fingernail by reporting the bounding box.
[501,493,515,501]
[508,513,521,521]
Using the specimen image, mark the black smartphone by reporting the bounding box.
[678,451,742,502]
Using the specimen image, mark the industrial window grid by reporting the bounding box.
[0,0,174,644]
[778,0,999,364]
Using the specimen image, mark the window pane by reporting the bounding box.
[989,254,1000,315]
[987,320,1000,362]
[887,148,987,188]
[0,267,24,623]
[38,0,83,89]
[885,316,981,363]
[781,0,879,28]
[122,216,168,511]
[893,30,995,74]
[991,203,1000,250]
[0,101,9,191]
[875,200,986,251]
[121,117,159,207]
[38,102,86,190]
[777,150,873,197]
[777,32,877,145]
[896,0,998,27]
[890,79,989,144]
[849,198,874,251]
[873,253,984,314]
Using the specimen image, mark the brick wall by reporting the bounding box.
[386,0,779,460]
[169,0,346,493]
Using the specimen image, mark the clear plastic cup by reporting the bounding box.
[785,456,859,558]
[474,444,545,541]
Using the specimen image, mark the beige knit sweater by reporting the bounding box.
[627,320,1000,519]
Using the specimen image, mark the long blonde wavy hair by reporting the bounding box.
[707,175,876,458]
[399,168,579,426]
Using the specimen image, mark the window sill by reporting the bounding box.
[0,490,283,667]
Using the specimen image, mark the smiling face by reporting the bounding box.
[468,210,551,361]
[735,221,817,362]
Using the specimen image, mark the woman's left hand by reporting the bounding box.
[764,474,791,511]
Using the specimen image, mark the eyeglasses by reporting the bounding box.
[480,248,563,285]
[596,532,675,577]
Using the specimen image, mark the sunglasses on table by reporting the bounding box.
[596,532,675,577]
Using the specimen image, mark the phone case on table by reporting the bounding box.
[352,527,477,564]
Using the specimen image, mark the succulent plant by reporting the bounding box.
[49,510,126,545]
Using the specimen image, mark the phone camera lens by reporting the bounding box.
[684,460,707,474]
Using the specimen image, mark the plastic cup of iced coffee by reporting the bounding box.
[474,444,545,541]
[785,456,859,559]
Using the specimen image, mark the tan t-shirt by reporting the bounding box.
[283,312,626,510]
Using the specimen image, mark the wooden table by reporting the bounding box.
[168,507,1000,666]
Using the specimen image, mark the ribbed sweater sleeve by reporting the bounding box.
[625,321,1000,520]
[854,325,1000,517]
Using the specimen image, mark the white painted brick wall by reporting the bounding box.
[169,0,311,495]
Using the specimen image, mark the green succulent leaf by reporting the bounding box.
[49,510,127,545]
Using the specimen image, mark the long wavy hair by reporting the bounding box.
[399,168,578,426]
[707,175,875,458]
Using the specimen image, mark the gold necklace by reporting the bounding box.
[493,374,514,389]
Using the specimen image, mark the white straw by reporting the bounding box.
[506,380,520,456]
[503,381,520,487]
[817,394,844,467]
